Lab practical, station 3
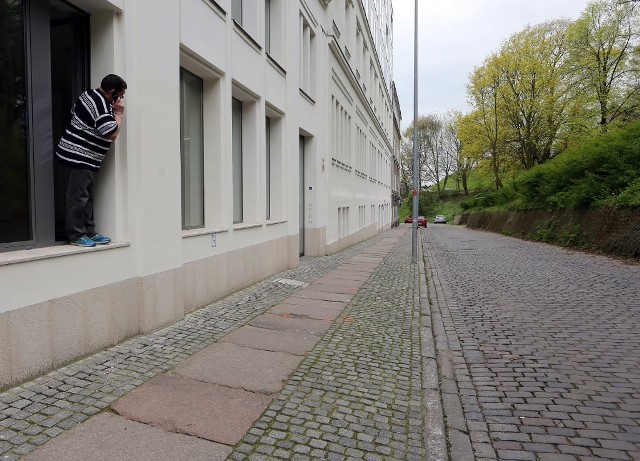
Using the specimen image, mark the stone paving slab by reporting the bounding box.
[249,313,333,335]
[111,374,272,445]
[303,282,359,295]
[175,342,302,395]
[268,302,344,320]
[313,276,366,288]
[320,269,371,280]
[331,264,377,272]
[278,297,347,310]
[22,412,231,461]
[220,325,319,355]
[289,289,353,303]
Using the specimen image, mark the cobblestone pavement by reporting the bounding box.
[228,229,425,460]
[423,224,640,461]
[0,233,398,461]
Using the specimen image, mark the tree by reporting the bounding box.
[399,138,413,197]
[451,112,477,195]
[498,20,576,169]
[568,0,640,130]
[466,54,506,188]
[439,111,460,192]
[403,114,460,196]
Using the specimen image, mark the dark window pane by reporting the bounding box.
[232,0,242,25]
[232,97,243,223]
[0,0,31,244]
[180,68,205,229]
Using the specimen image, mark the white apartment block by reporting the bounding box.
[0,0,398,389]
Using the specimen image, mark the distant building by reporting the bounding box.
[0,0,397,388]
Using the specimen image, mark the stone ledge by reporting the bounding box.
[461,207,640,259]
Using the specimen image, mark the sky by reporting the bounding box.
[392,0,591,129]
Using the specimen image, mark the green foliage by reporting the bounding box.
[399,191,466,222]
[462,121,640,211]
[531,220,558,242]
[558,224,583,247]
[603,177,640,207]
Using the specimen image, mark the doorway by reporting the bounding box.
[299,135,305,256]
[50,0,90,240]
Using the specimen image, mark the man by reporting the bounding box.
[56,74,126,247]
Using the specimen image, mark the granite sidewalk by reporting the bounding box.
[0,226,438,460]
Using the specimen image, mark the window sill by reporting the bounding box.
[0,242,130,267]
[299,88,315,105]
[233,222,262,231]
[182,227,229,239]
[267,54,286,76]
[232,20,261,53]
[266,219,287,226]
[204,0,226,18]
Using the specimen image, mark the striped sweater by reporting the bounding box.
[56,89,118,171]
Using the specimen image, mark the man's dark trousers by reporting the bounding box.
[63,165,96,242]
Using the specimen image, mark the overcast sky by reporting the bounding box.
[392,0,590,129]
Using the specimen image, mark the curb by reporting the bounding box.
[421,231,474,460]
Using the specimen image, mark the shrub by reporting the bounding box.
[498,121,640,210]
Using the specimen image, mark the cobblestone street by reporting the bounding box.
[1,224,639,460]
[424,224,640,460]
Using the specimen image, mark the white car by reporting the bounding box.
[434,215,447,224]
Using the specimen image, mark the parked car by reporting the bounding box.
[434,215,447,224]
[417,216,427,228]
[404,216,413,224]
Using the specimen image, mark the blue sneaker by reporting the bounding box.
[70,235,96,247]
[90,233,112,245]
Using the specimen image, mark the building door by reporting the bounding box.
[299,135,305,256]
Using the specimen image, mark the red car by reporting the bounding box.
[404,216,413,224]
[417,216,427,228]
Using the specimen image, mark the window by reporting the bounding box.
[179,68,205,229]
[265,107,283,221]
[232,0,243,25]
[264,0,283,61]
[265,0,271,54]
[1,0,89,250]
[355,25,362,78]
[344,0,351,47]
[1,2,29,245]
[338,207,349,239]
[265,117,271,220]
[300,15,315,95]
[232,97,243,223]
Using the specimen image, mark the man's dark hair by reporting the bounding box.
[101,74,127,91]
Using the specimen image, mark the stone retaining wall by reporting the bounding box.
[460,207,640,258]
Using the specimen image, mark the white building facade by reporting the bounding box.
[0,0,397,388]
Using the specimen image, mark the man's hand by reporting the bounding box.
[113,99,125,115]
[106,99,125,140]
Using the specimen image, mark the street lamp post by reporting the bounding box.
[411,0,419,264]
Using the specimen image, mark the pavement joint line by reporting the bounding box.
[0,233,388,460]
